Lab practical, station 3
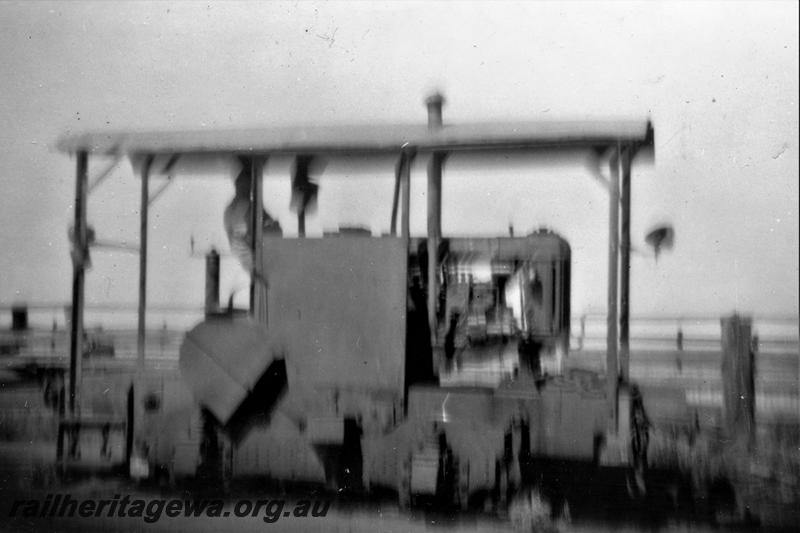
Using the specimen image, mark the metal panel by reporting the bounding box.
[179,317,279,424]
[263,236,406,405]
[231,412,325,482]
[410,452,439,494]
[306,417,344,444]
[407,386,494,424]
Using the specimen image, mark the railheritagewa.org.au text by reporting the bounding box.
[8,494,331,523]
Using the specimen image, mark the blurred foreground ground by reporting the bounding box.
[0,440,730,533]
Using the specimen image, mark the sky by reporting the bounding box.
[0,0,797,327]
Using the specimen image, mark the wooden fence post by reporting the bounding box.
[721,314,755,447]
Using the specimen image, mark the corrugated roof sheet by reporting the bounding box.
[57,120,653,156]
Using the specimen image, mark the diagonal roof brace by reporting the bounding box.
[147,174,176,206]
[87,150,123,194]
[146,154,181,206]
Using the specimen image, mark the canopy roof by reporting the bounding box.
[57,119,653,157]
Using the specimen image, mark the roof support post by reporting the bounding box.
[427,153,443,343]
[606,145,620,423]
[619,145,632,383]
[68,151,88,416]
[390,158,402,236]
[137,155,153,375]
[401,149,415,240]
[249,156,267,324]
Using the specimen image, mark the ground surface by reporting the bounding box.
[0,440,734,533]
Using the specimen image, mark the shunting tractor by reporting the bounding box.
[56,94,657,512]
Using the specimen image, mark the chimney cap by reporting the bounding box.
[425,92,446,106]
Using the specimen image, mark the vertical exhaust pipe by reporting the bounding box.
[426,92,446,346]
[205,249,220,317]
[426,92,445,130]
